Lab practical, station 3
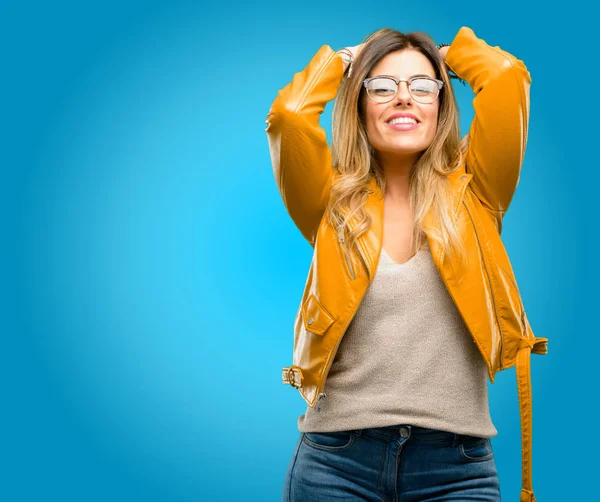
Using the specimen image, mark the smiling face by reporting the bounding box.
[361,49,440,165]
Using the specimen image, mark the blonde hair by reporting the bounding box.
[327,27,470,268]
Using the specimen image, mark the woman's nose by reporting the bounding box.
[394,81,413,104]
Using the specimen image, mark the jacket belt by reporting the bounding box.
[282,365,303,389]
[517,336,548,502]
[282,336,549,502]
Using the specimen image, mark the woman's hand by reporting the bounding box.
[345,44,365,59]
[438,45,449,62]
[337,44,365,75]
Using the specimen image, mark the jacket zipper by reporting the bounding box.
[337,225,356,280]
[317,226,369,407]
[462,199,505,369]
[315,392,326,411]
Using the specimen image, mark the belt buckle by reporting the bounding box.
[284,366,302,389]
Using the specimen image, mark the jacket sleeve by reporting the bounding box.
[265,45,345,247]
[445,26,531,217]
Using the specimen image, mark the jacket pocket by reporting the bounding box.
[302,293,335,336]
[459,437,494,462]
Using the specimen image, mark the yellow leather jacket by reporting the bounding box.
[265,26,548,502]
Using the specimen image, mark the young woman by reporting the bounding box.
[265,25,548,502]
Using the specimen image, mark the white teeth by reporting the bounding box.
[388,117,417,125]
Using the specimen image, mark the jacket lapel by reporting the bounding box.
[356,169,473,280]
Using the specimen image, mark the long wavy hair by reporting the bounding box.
[327,27,470,269]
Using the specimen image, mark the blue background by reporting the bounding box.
[3,1,595,500]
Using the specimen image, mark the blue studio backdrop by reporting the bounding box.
[3,1,596,501]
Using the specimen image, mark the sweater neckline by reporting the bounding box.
[381,241,429,266]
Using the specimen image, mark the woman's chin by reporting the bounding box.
[379,145,427,156]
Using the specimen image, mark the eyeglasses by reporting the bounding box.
[363,75,444,104]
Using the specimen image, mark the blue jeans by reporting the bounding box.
[283,424,501,501]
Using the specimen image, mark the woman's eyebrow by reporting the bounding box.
[375,73,434,79]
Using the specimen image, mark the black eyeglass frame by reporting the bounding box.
[362,75,445,104]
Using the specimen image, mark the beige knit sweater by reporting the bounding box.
[297,240,498,438]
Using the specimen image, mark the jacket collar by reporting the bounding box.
[349,168,473,281]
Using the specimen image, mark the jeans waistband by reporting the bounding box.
[353,424,485,446]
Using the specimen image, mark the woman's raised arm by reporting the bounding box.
[445,26,531,219]
[265,45,348,247]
